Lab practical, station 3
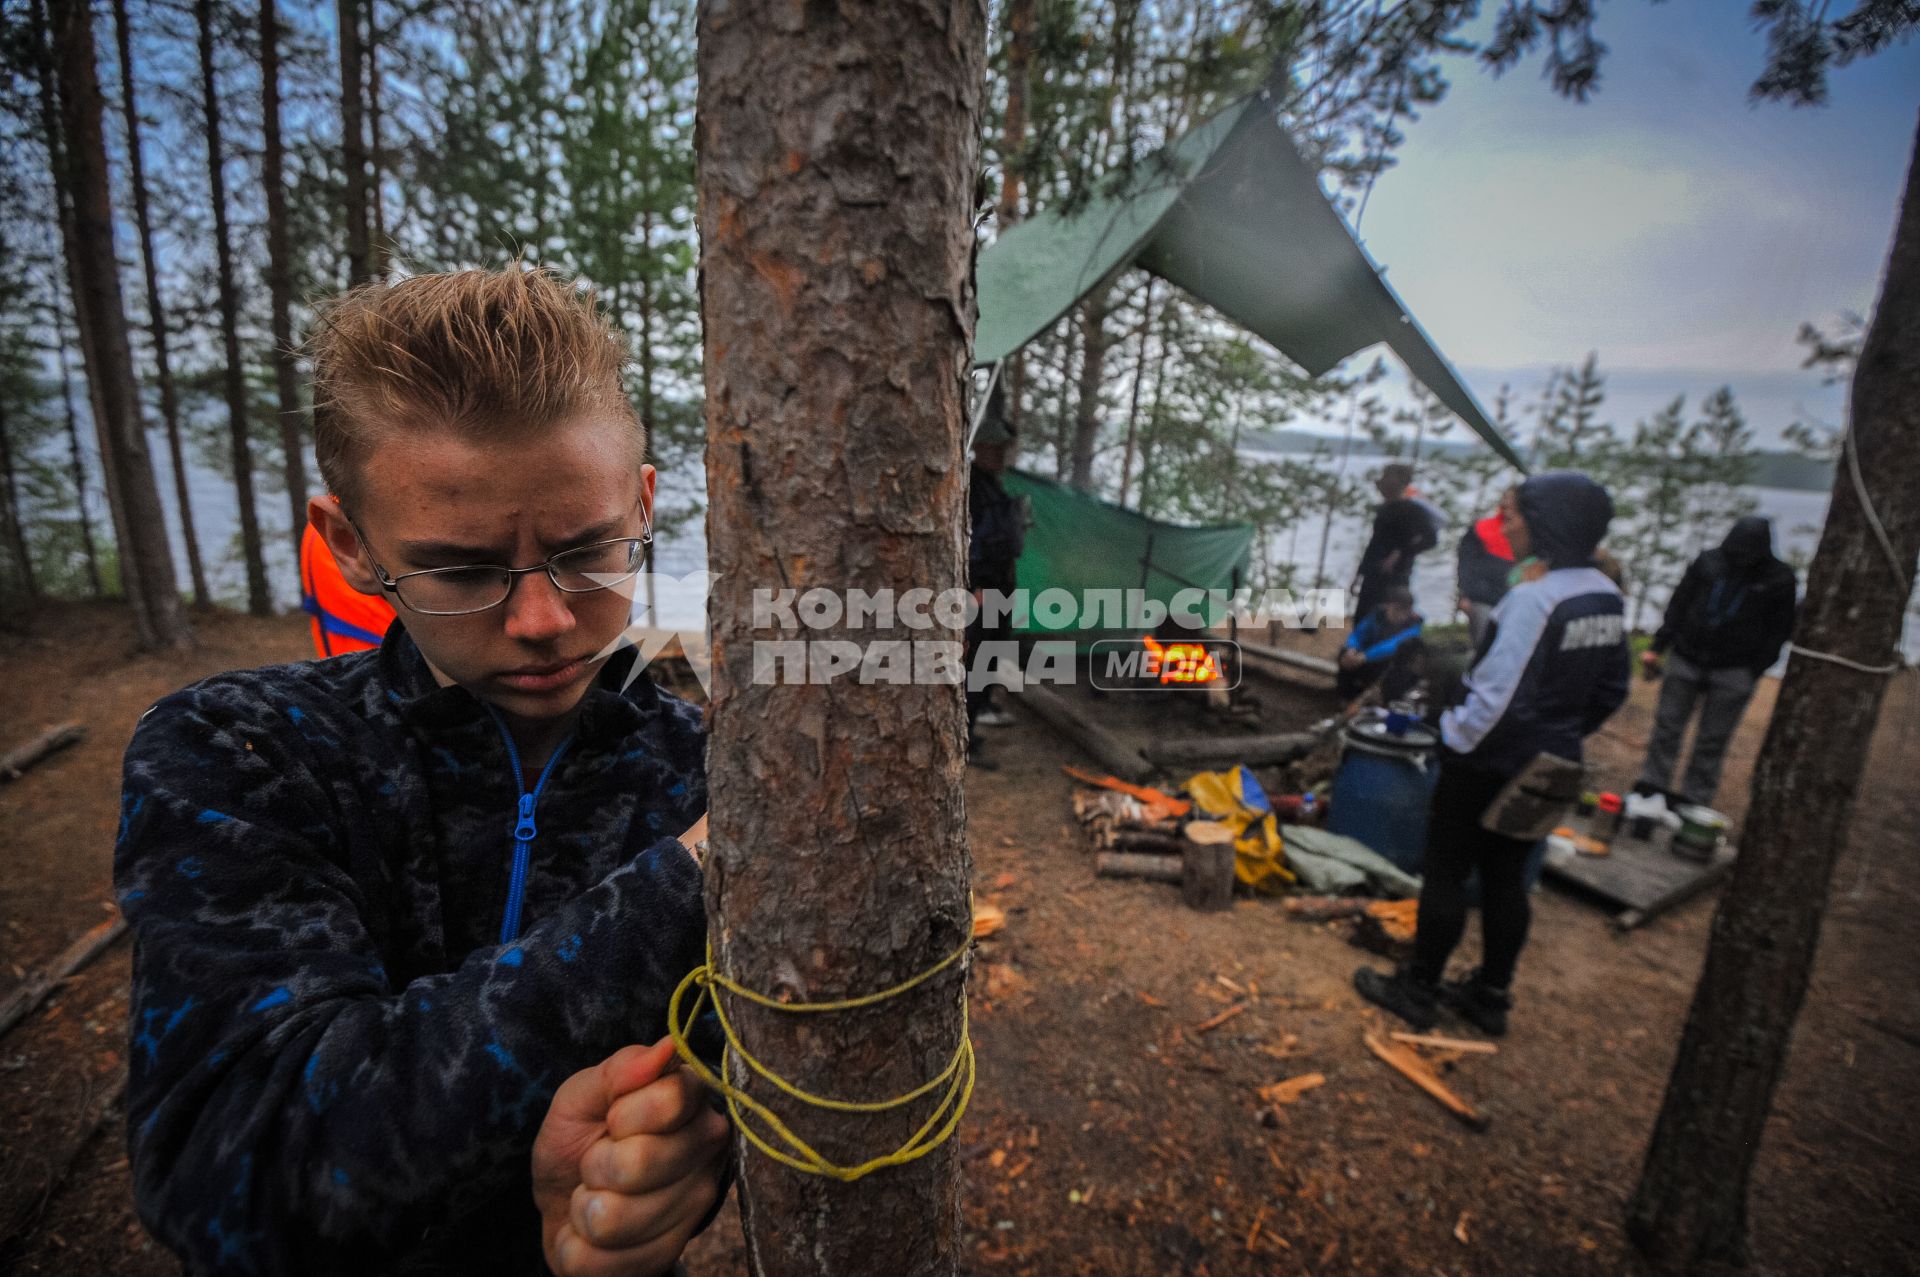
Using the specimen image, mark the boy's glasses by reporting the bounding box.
[348,515,651,616]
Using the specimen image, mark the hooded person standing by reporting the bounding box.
[1356,472,1630,1037]
[1636,515,1798,807]
[1352,462,1438,624]
[1456,487,1519,650]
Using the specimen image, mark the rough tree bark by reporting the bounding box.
[336,0,372,285]
[51,293,103,596]
[1626,117,1920,1270]
[260,0,309,559]
[0,396,38,604]
[1068,285,1111,491]
[112,0,208,607]
[46,0,189,649]
[995,0,1033,433]
[196,0,269,616]
[696,3,986,1275]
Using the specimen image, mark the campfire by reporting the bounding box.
[1141,635,1226,686]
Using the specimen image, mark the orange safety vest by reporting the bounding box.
[300,521,397,658]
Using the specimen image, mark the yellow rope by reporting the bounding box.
[664,930,975,1182]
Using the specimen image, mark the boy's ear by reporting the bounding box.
[307,495,386,598]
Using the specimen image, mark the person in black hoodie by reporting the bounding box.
[1352,462,1438,624]
[1356,472,1629,1037]
[1636,515,1798,807]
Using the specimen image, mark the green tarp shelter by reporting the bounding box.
[975,93,1527,471]
[1002,469,1253,638]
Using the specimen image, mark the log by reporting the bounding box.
[0,722,86,783]
[0,909,128,1041]
[1181,836,1236,913]
[1181,819,1238,845]
[1281,895,1372,922]
[1143,730,1318,770]
[1095,851,1184,883]
[1363,1031,1489,1130]
[1017,683,1153,782]
[1099,829,1185,854]
[1238,640,1338,680]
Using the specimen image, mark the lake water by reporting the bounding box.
[145,434,1914,660]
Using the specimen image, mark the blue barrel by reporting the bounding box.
[1327,713,1549,894]
[1328,715,1439,877]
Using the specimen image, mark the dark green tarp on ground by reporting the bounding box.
[1002,469,1253,637]
[975,94,1526,472]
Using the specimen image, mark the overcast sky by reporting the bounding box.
[1342,0,1920,449]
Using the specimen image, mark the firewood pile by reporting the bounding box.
[1069,787,1236,912]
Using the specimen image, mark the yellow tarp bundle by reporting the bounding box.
[1185,766,1294,895]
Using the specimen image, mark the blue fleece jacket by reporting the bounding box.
[113,625,709,1275]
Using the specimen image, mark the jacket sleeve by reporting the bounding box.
[115,692,707,1276]
[1440,587,1553,755]
[1360,619,1422,665]
[1583,634,1632,734]
[1754,571,1799,674]
[1653,558,1706,654]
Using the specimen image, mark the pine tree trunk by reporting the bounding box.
[1626,118,1920,1272]
[366,5,389,278]
[1069,287,1110,491]
[197,0,270,617]
[1116,280,1154,508]
[695,3,985,1274]
[53,299,103,596]
[337,0,371,284]
[112,0,208,607]
[45,0,188,648]
[0,396,39,604]
[260,0,309,559]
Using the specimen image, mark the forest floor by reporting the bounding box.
[2,601,1916,1275]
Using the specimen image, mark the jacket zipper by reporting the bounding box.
[486,707,576,945]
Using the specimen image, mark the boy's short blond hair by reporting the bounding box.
[308,266,643,510]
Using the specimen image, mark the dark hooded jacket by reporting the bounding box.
[1654,515,1798,674]
[114,625,713,1276]
[1440,473,1630,775]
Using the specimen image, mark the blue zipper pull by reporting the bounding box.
[514,793,537,842]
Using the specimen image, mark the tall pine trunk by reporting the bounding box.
[260,0,309,558]
[1068,286,1111,491]
[996,0,1032,434]
[1626,117,1920,1270]
[696,3,985,1273]
[336,0,371,284]
[52,294,103,595]
[0,395,39,605]
[112,0,208,606]
[196,0,269,616]
[45,0,188,648]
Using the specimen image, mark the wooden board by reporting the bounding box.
[1541,816,1736,930]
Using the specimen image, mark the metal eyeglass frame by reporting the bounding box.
[345,506,653,617]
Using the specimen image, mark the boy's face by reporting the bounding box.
[1502,498,1532,559]
[1382,600,1413,629]
[313,414,653,723]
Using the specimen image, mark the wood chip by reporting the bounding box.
[1390,1031,1498,1055]
[1193,1002,1249,1034]
[972,901,1006,938]
[1454,1210,1472,1244]
[1256,1072,1326,1106]
[1363,1032,1489,1130]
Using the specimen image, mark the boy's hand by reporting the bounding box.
[533,1039,730,1277]
[677,815,708,869]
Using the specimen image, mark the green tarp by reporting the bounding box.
[1002,469,1253,637]
[975,95,1526,472]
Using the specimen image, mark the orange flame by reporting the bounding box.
[1142,635,1223,685]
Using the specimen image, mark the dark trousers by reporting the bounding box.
[1637,651,1759,806]
[1410,757,1536,990]
[965,609,1014,738]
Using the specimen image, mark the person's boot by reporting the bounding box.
[1438,969,1512,1037]
[1353,965,1438,1031]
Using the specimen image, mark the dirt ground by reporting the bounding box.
[2,601,1916,1275]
